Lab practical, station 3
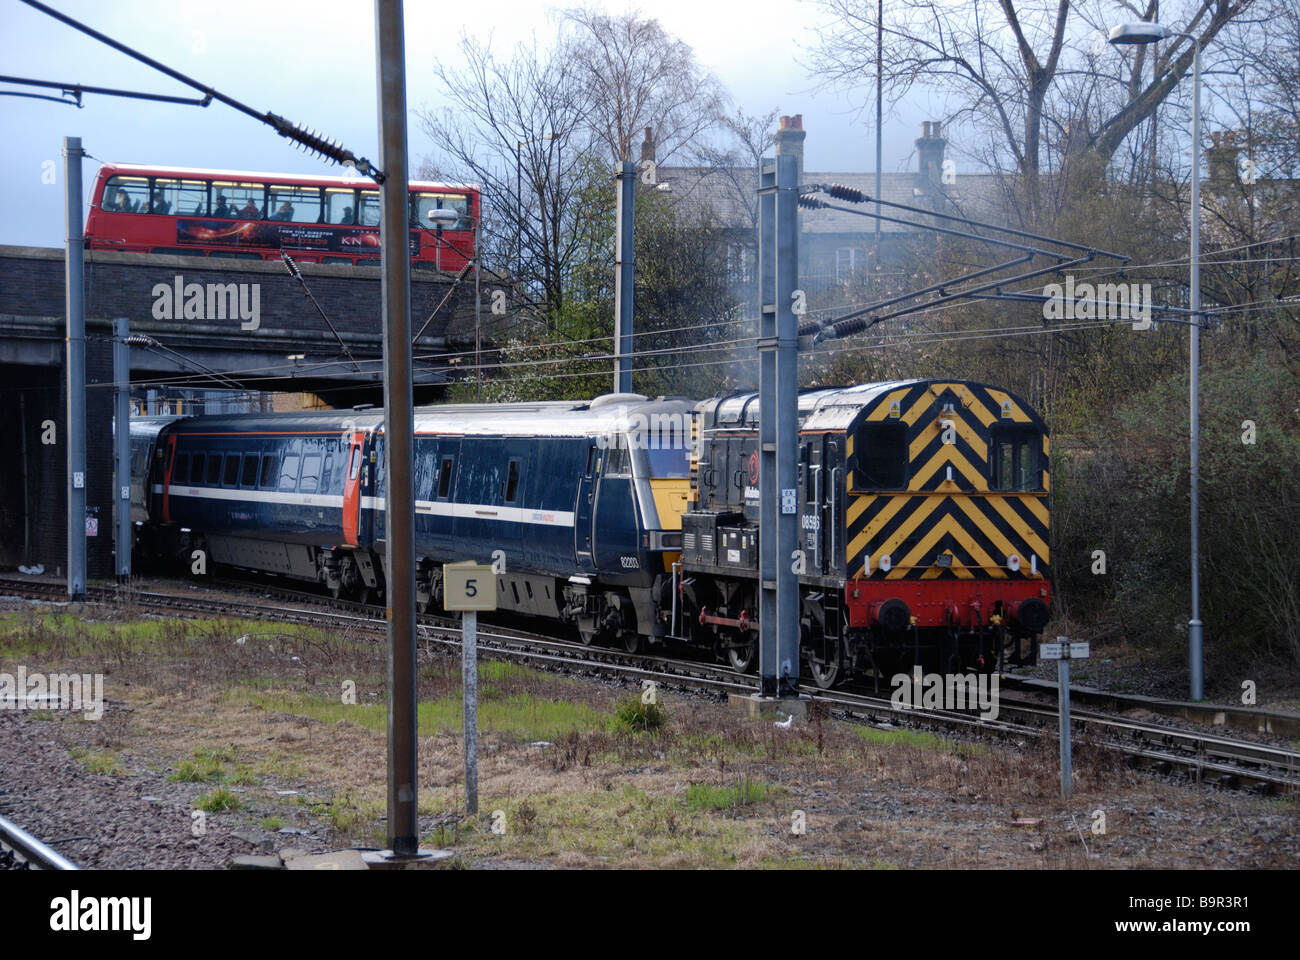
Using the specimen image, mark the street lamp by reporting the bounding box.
[428,207,481,401]
[1110,21,1204,700]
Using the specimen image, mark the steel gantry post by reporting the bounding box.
[614,161,636,395]
[375,0,419,859]
[64,135,86,600]
[757,154,800,697]
[113,318,131,581]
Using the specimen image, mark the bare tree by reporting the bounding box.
[807,0,1254,187]
[560,6,728,165]
[416,32,591,319]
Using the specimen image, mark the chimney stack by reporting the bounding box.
[640,126,656,164]
[774,114,806,186]
[1207,130,1240,187]
[915,120,947,187]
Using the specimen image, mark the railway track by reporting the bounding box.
[0,813,79,871]
[3,573,1298,793]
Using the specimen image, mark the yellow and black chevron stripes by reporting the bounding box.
[845,491,1050,581]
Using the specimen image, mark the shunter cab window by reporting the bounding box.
[991,427,1040,490]
[241,454,259,488]
[853,422,908,490]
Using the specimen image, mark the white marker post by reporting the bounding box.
[443,562,496,815]
[1039,636,1089,799]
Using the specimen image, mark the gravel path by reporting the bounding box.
[0,709,330,870]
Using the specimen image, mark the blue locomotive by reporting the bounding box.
[133,394,695,651]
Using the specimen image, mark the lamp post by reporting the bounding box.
[1110,21,1204,701]
[429,207,481,400]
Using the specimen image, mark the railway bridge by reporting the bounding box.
[0,244,512,575]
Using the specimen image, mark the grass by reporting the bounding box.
[69,746,126,776]
[854,724,972,752]
[685,779,769,812]
[260,816,287,832]
[239,679,608,742]
[196,787,243,812]
[613,695,667,733]
[167,745,240,783]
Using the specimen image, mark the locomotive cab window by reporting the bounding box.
[853,422,907,490]
[990,426,1040,490]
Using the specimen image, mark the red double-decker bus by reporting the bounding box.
[84,162,478,270]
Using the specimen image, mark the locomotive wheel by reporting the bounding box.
[808,655,841,690]
[726,636,758,674]
[578,628,600,647]
[622,632,642,654]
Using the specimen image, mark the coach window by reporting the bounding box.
[240,453,259,488]
[320,454,335,492]
[222,454,240,487]
[437,456,455,499]
[205,454,223,485]
[268,184,322,223]
[279,455,301,492]
[504,459,521,503]
[260,454,279,489]
[299,455,322,493]
[189,453,206,485]
[357,190,381,227]
[102,175,150,213]
[991,427,1040,491]
[853,422,907,490]
[172,452,189,483]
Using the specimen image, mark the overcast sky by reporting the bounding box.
[2,0,932,248]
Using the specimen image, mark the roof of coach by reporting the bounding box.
[159,395,695,439]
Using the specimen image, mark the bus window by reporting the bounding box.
[324,188,357,225]
[413,193,469,229]
[211,181,266,219]
[154,178,207,216]
[357,190,381,227]
[102,175,149,214]
[267,184,322,223]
